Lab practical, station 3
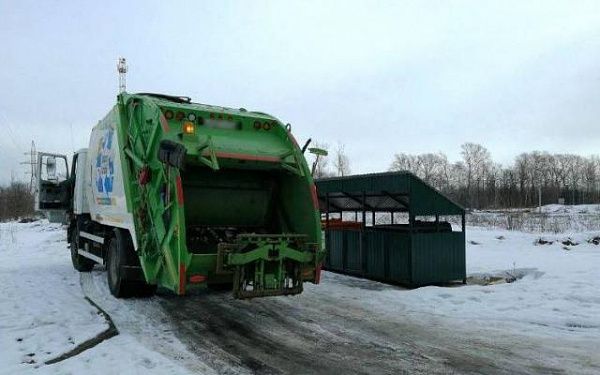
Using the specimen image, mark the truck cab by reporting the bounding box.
[35,152,71,223]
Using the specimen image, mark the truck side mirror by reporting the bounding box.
[158,140,186,170]
[308,148,328,157]
[309,148,328,177]
[46,156,57,180]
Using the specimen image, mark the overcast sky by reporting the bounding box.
[1,0,600,184]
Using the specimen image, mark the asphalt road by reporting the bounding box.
[81,271,599,375]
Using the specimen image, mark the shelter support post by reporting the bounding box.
[325,193,330,267]
[361,190,367,275]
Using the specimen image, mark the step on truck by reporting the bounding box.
[35,92,325,298]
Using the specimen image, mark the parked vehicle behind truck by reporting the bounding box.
[36,92,325,299]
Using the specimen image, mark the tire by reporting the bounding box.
[107,229,155,298]
[137,283,158,297]
[70,224,94,272]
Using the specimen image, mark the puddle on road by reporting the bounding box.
[467,268,544,286]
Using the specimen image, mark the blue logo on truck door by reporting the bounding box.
[95,129,115,205]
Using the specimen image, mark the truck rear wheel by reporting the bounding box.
[70,225,94,272]
[107,229,156,298]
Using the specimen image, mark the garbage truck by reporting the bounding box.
[35,92,325,299]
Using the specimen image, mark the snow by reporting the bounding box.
[0,221,194,374]
[1,217,599,373]
[539,203,600,215]
[468,203,600,232]
[398,228,600,339]
[315,226,600,340]
[0,221,105,371]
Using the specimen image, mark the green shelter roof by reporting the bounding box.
[315,171,464,216]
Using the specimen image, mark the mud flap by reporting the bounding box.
[120,265,146,281]
[223,234,314,299]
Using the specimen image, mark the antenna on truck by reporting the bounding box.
[117,57,128,93]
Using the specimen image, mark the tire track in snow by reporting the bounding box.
[79,270,227,374]
[45,296,119,364]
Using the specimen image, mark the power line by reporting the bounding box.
[0,111,26,152]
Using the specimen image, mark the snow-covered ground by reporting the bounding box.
[0,221,195,375]
[1,219,599,374]
[380,227,600,340]
[468,203,600,233]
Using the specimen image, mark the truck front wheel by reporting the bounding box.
[70,225,94,272]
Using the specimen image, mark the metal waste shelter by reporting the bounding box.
[316,171,466,286]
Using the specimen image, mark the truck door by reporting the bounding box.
[35,153,71,215]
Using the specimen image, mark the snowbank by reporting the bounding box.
[0,221,107,371]
[317,227,600,342]
[468,203,600,233]
[0,221,192,374]
[399,228,600,340]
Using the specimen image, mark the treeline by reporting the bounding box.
[390,143,600,209]
[0,181,35,221]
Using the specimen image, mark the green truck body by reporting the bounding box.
[36,93,325,299]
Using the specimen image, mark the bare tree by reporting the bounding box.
[515,153,532,206]
[391,152,449,190]
[417,152,448,189]
[485,162,503,208]
[582,157,597,203]
[333,143,351,177]
[565,154,584,204]
[460,143,491,208]
[0,179,35,222]
[390,153,419,172]
[388,143,600,209]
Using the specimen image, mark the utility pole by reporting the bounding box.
[117,57,128,93]
[538,184,542,213]
[19,141,37,191]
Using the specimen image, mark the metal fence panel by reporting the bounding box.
[411,232,466,285]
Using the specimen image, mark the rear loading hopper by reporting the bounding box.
[122,93,324,298]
